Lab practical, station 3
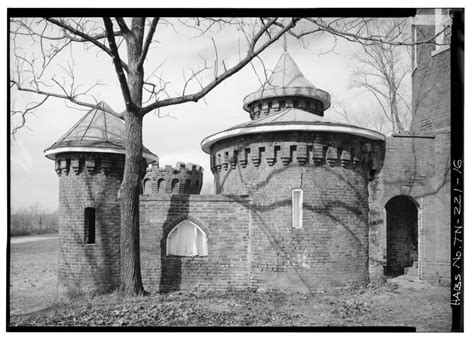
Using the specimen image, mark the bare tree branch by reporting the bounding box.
[103,17,133,111]
[138,17,159,68]
[11,79,122,117]
[305,17,448,47]
[11,96,50,138]
[115,17,130,34]
[141,17,300,114]
[349,19,412,133]
[45,17,130,73]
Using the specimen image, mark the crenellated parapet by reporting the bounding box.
[210,132,384,180]
[143,161,204,195]
[53,152,126,177]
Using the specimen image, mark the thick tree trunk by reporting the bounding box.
[119,18,146,295]
[120,110,145,295]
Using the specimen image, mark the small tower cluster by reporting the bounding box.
[143,162,203,195]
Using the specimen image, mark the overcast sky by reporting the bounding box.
[9,17,406,212]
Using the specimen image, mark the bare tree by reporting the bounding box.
[11,202,58,236]
[9,16,443,296]
[350,19,412,134]
[332,100,389,134]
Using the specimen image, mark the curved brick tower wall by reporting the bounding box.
[55,152,124,294]
[209,131,384,290]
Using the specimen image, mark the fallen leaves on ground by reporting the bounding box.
[9,282,451,330]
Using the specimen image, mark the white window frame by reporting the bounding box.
[166,220,208,256]
[292,189,303,229]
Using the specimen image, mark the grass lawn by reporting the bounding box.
[9,236,59,316]
[9,237,452,330]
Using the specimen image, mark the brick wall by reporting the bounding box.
[423,132,451,283]
[412,8,451,133]
[139,194,252,292]
[249,165,370,291]
[209,131,384,291]
[369,133,450,284]
[55,152,124,294]
[411,9,451,283]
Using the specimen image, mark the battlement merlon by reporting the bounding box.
[142,161,204,194]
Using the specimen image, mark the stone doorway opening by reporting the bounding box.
[385,195,419,277]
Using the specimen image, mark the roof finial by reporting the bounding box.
[283,33,287,52]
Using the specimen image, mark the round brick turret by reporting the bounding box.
[204,130,384,291]
[45,102,157,295]
[53,152,125,294]
[201,51,385,291]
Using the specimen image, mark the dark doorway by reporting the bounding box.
[385,196,418,276]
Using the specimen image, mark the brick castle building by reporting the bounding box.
[45,9,452,294]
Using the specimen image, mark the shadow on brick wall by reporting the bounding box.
[158,194,190,292]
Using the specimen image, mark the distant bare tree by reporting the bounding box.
[333,100,389,134]
[349,19,412,134]
[11,202,58,236]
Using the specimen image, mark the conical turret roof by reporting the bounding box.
[201,52,384,154]
[242,52,331,112]
[44,102,158,163]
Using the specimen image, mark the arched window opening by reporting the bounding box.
[184,179,191,193]
[171,179,180,194]
[157,178,165,194]
[193,180,200,194]
[143,179,152,194]
[84,207,95,244]
[166,220,208,256]
[292,189,303,229]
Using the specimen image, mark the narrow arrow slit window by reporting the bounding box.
[292,189,303,229]
[84,207,96,244]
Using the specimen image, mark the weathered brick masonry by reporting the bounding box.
[209,131,384,290]
[45,103,158,295]
[56,152,124,293]
[139,194,252,292]
[412,9,451,133]
[369,134,450,283]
